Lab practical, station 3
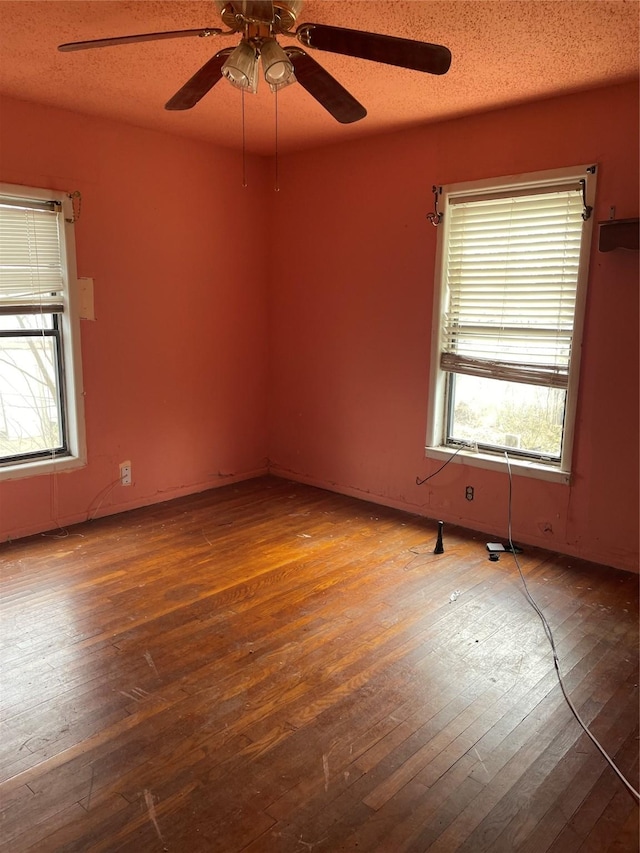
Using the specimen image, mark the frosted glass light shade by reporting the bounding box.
[260,38,295,91]
[222,40,259,92]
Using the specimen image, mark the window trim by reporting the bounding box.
[426,165,597,484]
[0,182,86,481]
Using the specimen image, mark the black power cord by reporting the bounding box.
[416,443,470,486]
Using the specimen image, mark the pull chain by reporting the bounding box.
[242,90,247,188]
[274,88,279,192]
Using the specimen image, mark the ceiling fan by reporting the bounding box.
[58,1,452,124]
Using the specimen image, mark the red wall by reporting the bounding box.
[1,84,638,573]
[268,82,639,573]
[0,96,270,540]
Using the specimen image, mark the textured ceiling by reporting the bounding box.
[0,1,638,155]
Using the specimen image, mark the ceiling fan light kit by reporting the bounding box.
[260,37,296,91]
[221,39,261,92]
[220,36,296,94]
[58,0,451,124]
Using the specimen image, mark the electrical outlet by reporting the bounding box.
[465,485,474,501]
[119,461,132,486]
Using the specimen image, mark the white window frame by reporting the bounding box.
[0,182,86,481]
[426,165,597,484]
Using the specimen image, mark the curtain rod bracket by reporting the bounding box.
[580,179,592,221]
[426,185,443,226]
[65,190,82,223]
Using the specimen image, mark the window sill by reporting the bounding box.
[0,454,86,482]
[425,445,571,484]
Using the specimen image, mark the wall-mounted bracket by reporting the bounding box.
[426,185,442,226]
[580,179,592,221]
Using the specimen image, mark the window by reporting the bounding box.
[0,183,86,479]
[426,165,597,483]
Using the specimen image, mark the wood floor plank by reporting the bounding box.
[1,476,637,852]
[604,805,640,853]
[465,687,640,852]
[424,660,634,853]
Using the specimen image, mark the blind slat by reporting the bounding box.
[440,353,569,388]
[0,302,64,315]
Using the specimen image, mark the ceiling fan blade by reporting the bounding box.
[165,48,234,111]
[58,27,223,52]
[286,48,366,124]
[296,24,451,75]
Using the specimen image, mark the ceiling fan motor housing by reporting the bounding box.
[215,1,304,34]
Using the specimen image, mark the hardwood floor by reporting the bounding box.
[1,475,638,852]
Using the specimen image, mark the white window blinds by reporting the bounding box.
[440,184,585,389]
[0,198,65,314]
